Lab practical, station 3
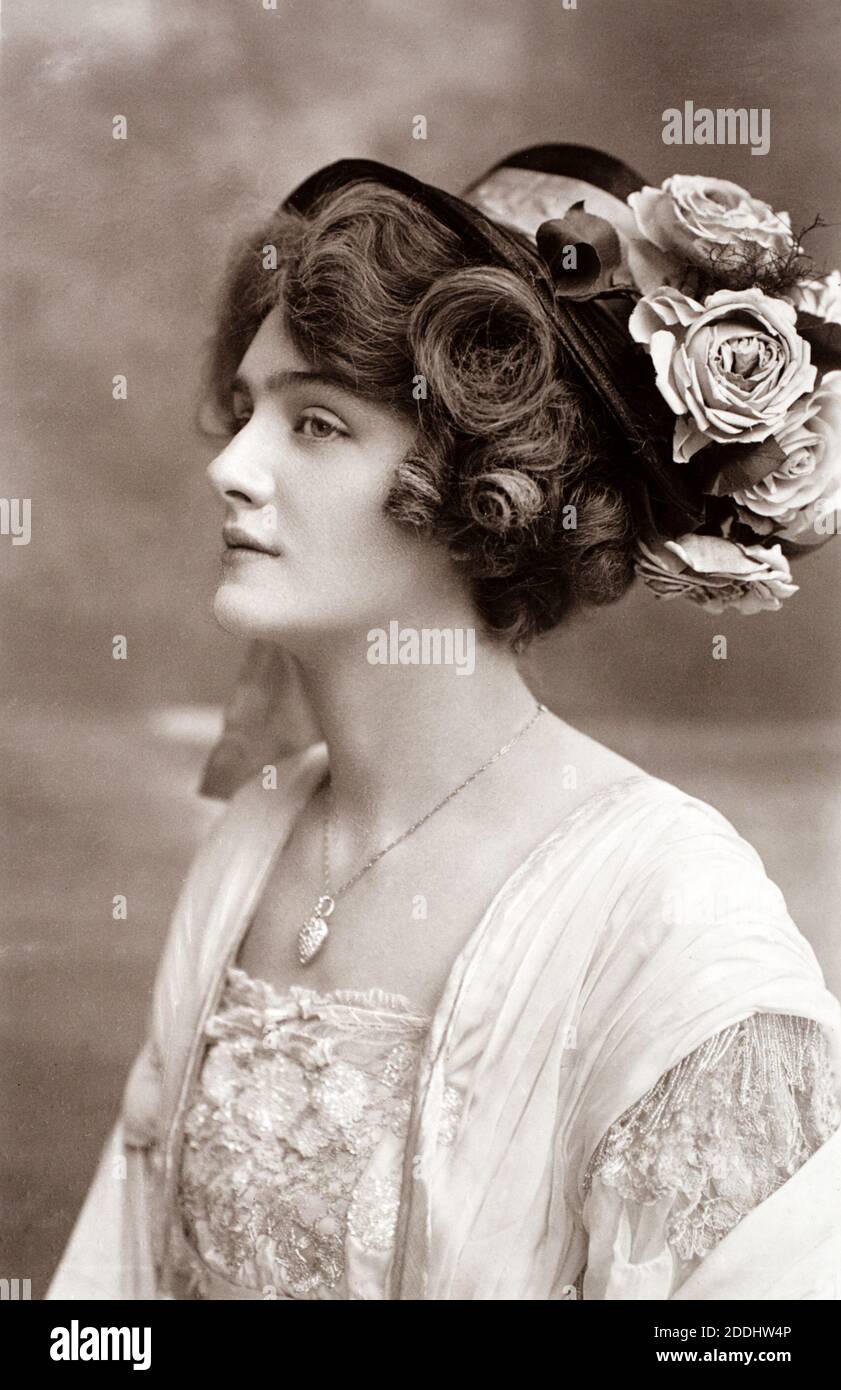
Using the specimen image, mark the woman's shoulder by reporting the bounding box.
[597,762,785,914]
[533,717,800,942]
[538,712,749,846]
[568,752,829,1003]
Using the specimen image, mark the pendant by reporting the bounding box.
[297,895,335,965]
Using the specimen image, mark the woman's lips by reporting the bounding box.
[221,544,278,564]
[222,525,281,555]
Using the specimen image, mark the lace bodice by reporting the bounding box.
[172,966,460,1300]
[170,965,840,1300]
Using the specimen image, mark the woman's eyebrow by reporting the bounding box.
[232,368,353,396]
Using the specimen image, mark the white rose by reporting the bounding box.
[629,286,816,462]
[635,534,798,614]
[733,372,841,538]
[628,175,795,280]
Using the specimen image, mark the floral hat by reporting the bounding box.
[199,145,841,798]
[283,144,841,616]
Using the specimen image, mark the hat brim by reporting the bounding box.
[283,145,646,272]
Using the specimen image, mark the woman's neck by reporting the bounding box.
[290,629,540,845]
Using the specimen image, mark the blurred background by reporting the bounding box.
[2,0,839,1296]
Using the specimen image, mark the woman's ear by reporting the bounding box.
[199,640,322,799]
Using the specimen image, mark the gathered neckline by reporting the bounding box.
[225,962,432,1023]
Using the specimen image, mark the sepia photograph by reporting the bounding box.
[3,0,841,1339]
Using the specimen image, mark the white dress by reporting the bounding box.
[169,966,840,1300]
[45,749,841,1301]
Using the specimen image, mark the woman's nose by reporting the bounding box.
[206,434,276,510]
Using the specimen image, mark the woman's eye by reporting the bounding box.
[296,412,346,441]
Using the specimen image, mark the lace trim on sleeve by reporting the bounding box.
[583,1013,841,1263]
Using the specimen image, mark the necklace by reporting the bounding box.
[296,700,547,965]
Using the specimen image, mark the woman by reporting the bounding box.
[47,146,841,1300]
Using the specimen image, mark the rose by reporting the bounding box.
[628,175,795,279]
[732,370,841,538]
[787,270,841,326]
[635,534,798,614]
[629,286,816,462]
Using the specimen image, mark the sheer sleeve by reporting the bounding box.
[578,1012,841,1300]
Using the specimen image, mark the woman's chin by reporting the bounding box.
[212,583,288,638]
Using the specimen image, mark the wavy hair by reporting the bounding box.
[204,180,641,649]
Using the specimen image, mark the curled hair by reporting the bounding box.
[204,180,642,649]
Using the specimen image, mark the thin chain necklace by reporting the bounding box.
[296,700,547,965]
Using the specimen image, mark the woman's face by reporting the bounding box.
[207,305,461,647]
